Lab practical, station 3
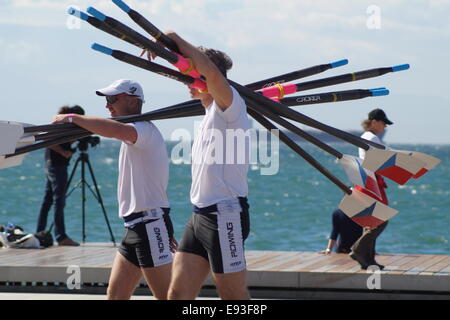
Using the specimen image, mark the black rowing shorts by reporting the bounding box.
[178,198,250,274]
[118,210,174,268]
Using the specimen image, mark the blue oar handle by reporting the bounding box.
[369,88,389,96]
[87,7,107,21]
[391,64,410,72]
[67,7,89,21]
[92,43,113,55]
[112,0,132,13]
[330,59,348,68]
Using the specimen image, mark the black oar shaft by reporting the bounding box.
[35,103,204,142]
[108,48,197,87]
[242,96,344,159]
[112,0,181,53]
[8,132,92,158]
[247,107,351,194]
[295,68,394,92]
[228,79,370,150]
[246,64,336,91]
[87,7,179,64]
[280,89,371,107]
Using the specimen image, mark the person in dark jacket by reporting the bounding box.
[36,105,85,246]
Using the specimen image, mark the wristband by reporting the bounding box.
[66,113,76,123]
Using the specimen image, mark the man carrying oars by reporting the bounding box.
[149,31,253,300]
[52,79,176,299]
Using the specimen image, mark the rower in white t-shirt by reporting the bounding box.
[164,32,252,300]
[52,79,175,300]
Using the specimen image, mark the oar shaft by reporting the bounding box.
[295,67,397,91]
[247,107,351,194]
[243,95,344,159]
[278,88,387,107]
[228,79,371,150]
[112,0,181,52]
[245,59,348,91]
[7,132,92,158]
[87,7,178,64]
[35,102,204,142]
[91,44,206,91]
[87,7,201,78]
[259,65,409,98]
[68,7,138,48]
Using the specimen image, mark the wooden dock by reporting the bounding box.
[0,243,449,299]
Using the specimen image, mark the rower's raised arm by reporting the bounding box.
[164,31,233,111]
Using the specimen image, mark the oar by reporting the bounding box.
[258,64,409,98]
[88,7,357,100]
[85,7,202,79]
[0,133,35,170]
[338,187,398,229]
[248,101,396,228]
[10,57,351,153]
[0,103,207,170]
[0,121,29,155]
[90,38,426,186]
[73,7,432,186]
[32,102,204,142]
[93,42,388,196]
[277,88,389,106]
[394,150,441,179]
[91,43,207,91]
[229,78,426,185]
[67,7,143,49]
[112,0,351,90]
[96,1,400,228]
[70,7,349,93]
[4,102,204,158]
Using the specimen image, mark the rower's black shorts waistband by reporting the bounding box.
[193,197,249,214]
[123,208,170,223]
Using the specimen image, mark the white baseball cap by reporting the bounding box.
[96,79,145,103]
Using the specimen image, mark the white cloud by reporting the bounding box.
[0,38,44,63]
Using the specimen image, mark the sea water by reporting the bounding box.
[1,140,448,255]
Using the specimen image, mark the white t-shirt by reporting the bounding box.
[117,121,169,218]
[359,131,384,159]
[190,87,251,208]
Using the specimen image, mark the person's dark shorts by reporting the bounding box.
[118,209,174,268]
[178,198,250,274]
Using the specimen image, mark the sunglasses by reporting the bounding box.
[105,94,138,105]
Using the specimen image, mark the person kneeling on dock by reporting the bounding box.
[52,80,176,299]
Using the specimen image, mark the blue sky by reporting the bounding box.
[1,0,449,144]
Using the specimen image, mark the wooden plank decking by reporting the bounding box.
[0,243,449,299]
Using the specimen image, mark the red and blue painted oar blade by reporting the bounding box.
[393,150,441,179]
[337,154,382,199]
[339,188,398,229]
[361,149,426,185]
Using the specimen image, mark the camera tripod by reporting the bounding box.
[65,150,116,245]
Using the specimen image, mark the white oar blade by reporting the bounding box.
[393,149,441,179]
[0,154,28,169]
[0,133,35,170]
[339,188,398,229]
[0,121,24,155]
[362,149,426,185]
[337,154,382,199]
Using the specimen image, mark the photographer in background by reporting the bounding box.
[36,105,85,246]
